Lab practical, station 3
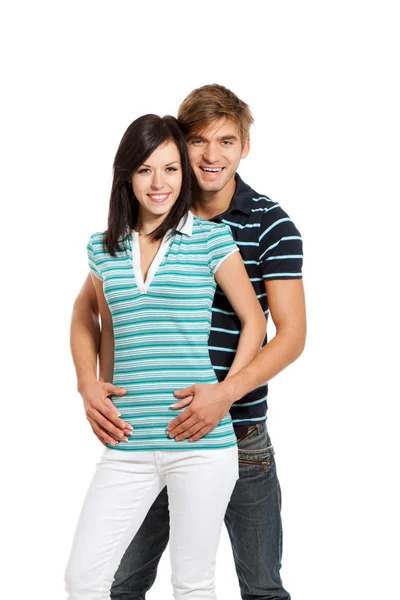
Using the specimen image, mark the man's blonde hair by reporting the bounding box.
[178,84,254,146]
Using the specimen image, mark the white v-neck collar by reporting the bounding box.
[131,211,193,294]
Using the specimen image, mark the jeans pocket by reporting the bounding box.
[238,455,271,472]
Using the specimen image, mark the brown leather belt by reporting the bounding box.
[233,424,258,441]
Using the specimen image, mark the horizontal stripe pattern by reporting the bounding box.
[208,174,303,425]
[88,217,238,451]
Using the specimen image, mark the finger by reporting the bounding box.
[99,404,133,432]
[90,422,120,447]
[167,408,194,435]
[92,420,133,445]
[189,425,213,442]
[173,386,195,398]
[105,384,128,397]
[175,422,205,441]
[169,395,193,409]
[168,415,199,439]
[88,408,131,440]
[103,397,128,425]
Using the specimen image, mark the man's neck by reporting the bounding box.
[191,177,236,221]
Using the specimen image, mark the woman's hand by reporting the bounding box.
[81,379,132,446]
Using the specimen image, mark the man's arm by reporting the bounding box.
[168,278,306,441]
[70,273,131,445]
[219,278,306,402]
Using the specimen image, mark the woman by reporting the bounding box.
[65,115,265,600]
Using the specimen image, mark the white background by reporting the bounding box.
[1,1,399,598]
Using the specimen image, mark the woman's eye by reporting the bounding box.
[166,167,178,172]
[137,168,150,174]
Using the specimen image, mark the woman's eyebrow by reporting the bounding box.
[140,161,180,167]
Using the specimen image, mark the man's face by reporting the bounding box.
[187,118,250,193]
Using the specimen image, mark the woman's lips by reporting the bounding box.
[147,192,172,203]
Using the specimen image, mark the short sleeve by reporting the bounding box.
[259,206,303,280]
[87,236,103,281]
[207,223,239,275]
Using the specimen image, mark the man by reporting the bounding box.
[71,84,306,600]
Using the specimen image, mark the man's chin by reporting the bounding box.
[196,179,227,193]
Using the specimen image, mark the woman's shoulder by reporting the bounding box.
[192,215,231,236]
[87,231,106,249]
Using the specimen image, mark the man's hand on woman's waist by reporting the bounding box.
[167,382,234,442]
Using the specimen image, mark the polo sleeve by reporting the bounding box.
[259,205,303,280]
[87,235,103,281]
[207,223,239,275]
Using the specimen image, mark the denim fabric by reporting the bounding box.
[111,423,290,600]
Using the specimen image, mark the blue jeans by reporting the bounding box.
[110,422,290,600]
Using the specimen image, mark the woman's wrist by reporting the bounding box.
[77,372,98,394]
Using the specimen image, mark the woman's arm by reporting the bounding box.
[70,273,101,393]
[70,273,130,446]
[214,252,266,377]
[90,274,115,384]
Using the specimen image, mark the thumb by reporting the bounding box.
[105,383,127,397]
[174,385,195,399]
[170,395,193,410]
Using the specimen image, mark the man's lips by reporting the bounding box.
[199,167,224,173]
[147,192,171,203]
[199,167,224,178]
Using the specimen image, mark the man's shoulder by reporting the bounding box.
[232,175,286,222]
[228,176,301,248]
[245,188,288,222]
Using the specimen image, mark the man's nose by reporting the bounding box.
[202,143,220,164]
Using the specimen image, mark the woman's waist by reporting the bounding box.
[113,369,218,386]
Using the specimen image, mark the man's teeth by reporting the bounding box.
[201,168,222,173]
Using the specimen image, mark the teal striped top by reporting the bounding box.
[87,212,239,451]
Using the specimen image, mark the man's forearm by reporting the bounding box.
[220,327,306,405]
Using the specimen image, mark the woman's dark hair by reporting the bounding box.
[105,114,192,255]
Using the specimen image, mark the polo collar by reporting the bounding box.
[176,210,193,236]
[120,210,193,242]
[226,174,253,216]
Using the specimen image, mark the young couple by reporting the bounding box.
[66,84,306,600]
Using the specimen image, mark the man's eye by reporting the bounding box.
[191,140,203,145]
[222,141,232,146]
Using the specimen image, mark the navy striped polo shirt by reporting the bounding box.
[208,174,303,425]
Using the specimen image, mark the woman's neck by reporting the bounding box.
[136,212,165,236]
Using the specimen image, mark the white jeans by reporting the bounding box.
[65,446,238,600]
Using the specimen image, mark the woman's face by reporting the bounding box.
[131,141,182,225]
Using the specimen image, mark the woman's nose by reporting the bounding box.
[151,173,165,189]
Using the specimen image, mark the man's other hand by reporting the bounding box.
[167,383,231,442]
